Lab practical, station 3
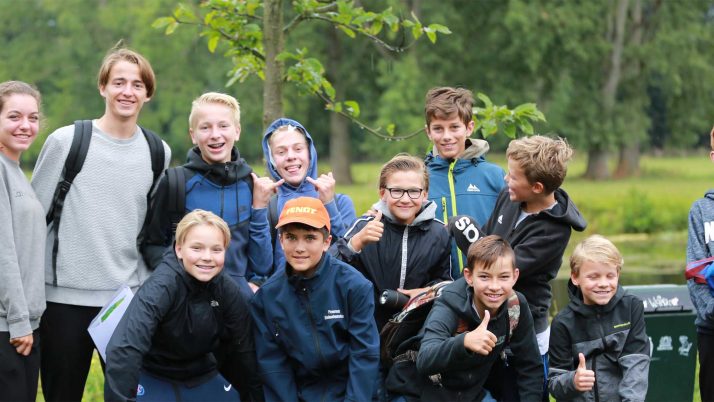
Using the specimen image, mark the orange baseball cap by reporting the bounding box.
[276,197,331,232]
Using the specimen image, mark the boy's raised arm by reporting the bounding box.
[345,280,379,402]
[417,300,489,374]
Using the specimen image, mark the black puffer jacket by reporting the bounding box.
[330,200,452,330]
[483,188,587,332]
[388,278,543,401]
[104,250,262,401]
[548,281,650,402]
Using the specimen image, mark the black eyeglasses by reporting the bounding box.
[384,187,423,200]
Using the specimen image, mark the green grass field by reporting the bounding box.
[39,152,708,401]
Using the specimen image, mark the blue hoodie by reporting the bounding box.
[262,118,356,272]
[425,138,506,277]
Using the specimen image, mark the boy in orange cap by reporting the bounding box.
[250,197,379,402]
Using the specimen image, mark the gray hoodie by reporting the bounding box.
[687,190,714,334]
[0,152,46,338]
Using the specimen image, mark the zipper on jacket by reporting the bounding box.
[399,226,409,289]
[220,165,229,218]
[447,160,464,272]
[301,287,326,366]
[301,287,328,402]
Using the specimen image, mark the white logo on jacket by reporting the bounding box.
[705,221,714,243]
[467,184,480,192]
[325,309,344,320]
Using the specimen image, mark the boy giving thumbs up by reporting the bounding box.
[408,235,543,402]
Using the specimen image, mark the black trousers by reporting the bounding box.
[700,332,714,402]
[40,302,102,402]
[0,330,40,402]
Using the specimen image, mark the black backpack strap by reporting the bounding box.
[139,126,165,189]
[167,166,187,235]
[268,194,279,244]
[135,126,166,248]
[46,120,93,286]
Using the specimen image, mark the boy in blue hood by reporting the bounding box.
[262,118,356,273]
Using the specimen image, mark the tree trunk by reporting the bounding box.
[614,141,640,178]
[615,0,642,178]
[584,148,611,180]
[326,28,353,184]
[262,0,284,128]
[585,0,628,179]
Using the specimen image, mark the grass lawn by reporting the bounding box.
[39,152,708,401]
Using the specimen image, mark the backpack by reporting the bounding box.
[45,120,165,286]
[380,281,521,368]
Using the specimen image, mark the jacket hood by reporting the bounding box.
[428,138,490,162]
[262,118,321,213]
[262,118,318,189]
[567,279,625,316]
[370,199,437,227]
[184,146,252,186]
[538,188,587,232]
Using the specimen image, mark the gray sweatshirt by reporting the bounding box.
[687,190,714,334]
[31,122,170,307]
[0,152,46,338]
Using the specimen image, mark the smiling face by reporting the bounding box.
[379,170,426,225]
[270,127,310,186]
[572,260,619,306]
[0,94,39,161]
[175,224,227,282]
[190,103,240,164]
[99,60,150,122]
[425,113,474,160]
[279,224,331,277]
[464,255,518,315]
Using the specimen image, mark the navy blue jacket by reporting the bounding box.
[104,251,261,401]
[142,147,272,300]
[262,118,356,273]
[250,253,379,402]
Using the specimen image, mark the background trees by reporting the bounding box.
[2,0,713,181]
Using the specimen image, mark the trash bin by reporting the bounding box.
[624,284,697,402]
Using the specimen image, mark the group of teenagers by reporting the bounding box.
[4,43,710,402]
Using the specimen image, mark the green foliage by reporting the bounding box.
[158,0,451,133]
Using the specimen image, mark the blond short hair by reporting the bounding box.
[175,209,230,248]
[97,45,156,98]
[570,234,623,275]
[378,153,429,191]
[188,92,241,129]
[507,135,573,194]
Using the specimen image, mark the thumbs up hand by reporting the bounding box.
[349,210,384,252]
[573,353,595,392]
[464,310,497,355]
